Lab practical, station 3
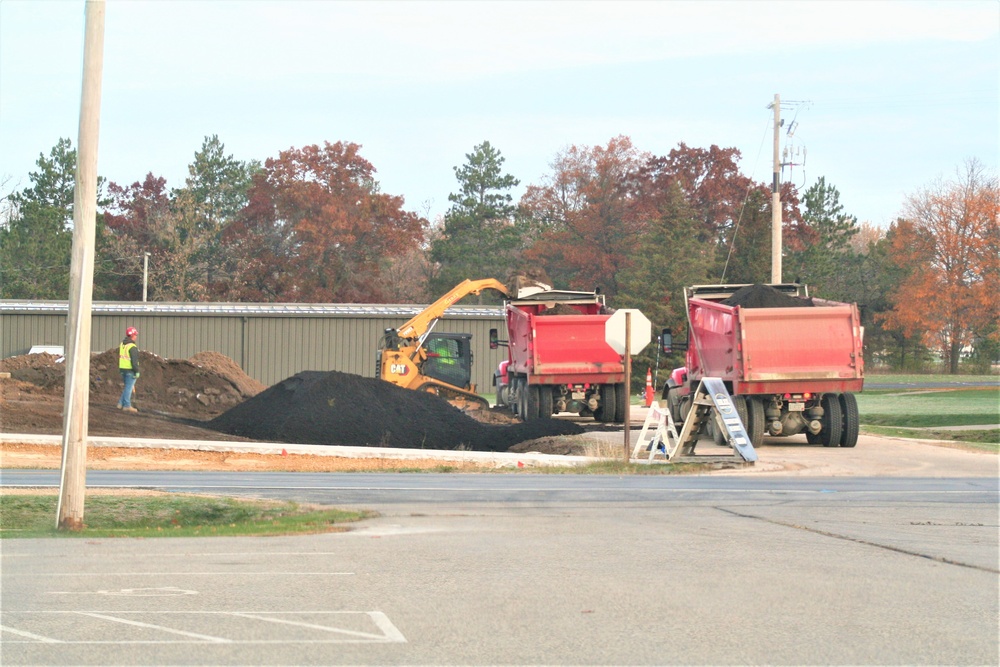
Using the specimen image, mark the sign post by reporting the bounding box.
[604,309,650,462]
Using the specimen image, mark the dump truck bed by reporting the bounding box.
[687,292,864,395]
[506,297,625,385]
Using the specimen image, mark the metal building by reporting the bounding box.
[0,301,508,391]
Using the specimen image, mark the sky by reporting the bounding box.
[1,0,997,228]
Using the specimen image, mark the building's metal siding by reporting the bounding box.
[1,302,507,391]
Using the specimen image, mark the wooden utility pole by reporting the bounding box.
[769,93,782,284]
[623,312,631,463]
[57,0,106,530]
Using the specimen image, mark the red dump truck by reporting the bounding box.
[661,283,864,448]
[491,288,629,423]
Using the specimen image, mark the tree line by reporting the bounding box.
[1,135,997,374]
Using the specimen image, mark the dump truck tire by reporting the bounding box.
[596,384,617,423]
[839,392,859,448]
[538,385,554,418]
[615,382,627,423]
[820,393,842,447]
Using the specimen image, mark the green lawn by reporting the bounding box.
[856,388,999,428]
[0,494,371,539]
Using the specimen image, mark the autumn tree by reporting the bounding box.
[881,160,999,373]
[101,173,210,301]
[616,179,716,380]
[218,141,426,302]
[519,136,649,297]
[631,143,796,284]
[429,142,522,296]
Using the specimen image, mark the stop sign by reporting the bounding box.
[604,309,651,355]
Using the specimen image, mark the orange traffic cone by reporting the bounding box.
[644,368,654,407]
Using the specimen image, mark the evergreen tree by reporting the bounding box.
[784,177,858,298]
[429,142,521,297]
[0,139,77,298]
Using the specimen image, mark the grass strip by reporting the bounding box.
[861,426,999,451]
[0,494,371,539]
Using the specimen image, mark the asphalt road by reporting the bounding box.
[2,470,998,666]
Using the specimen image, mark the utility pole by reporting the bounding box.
[769,93,782,284]
[57,0,106,530]
[142,252,150,302]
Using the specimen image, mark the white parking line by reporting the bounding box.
[1,611,407,645]
[0,624,62,643]
[75,612,231,643]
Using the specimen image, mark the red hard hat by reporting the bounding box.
[126,327,138,337]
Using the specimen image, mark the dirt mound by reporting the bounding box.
[206,370,584,451]
[722,284,814,309]
[0,349,264,419]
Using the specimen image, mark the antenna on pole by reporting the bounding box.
[768,94,782,284]
[766,95,811,284]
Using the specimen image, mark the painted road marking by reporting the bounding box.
[0,611,407,644]
[75,612,231,643]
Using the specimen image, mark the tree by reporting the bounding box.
[176,135,259,293]
[429,141,521,296]
[880,160,999,373]
[218,141,426,302]
[784,177,859,299]
[0,139,78,298]
[631,143,796,284]
[616,180,716,379]
[520,136,649,297]
[101,173,210,301]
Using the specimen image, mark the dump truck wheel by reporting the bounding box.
[614,382,627,423]
[538,385,554,418]
[666,387,682,424]
[806,431,822,445]
[820,394,842,447]
[596,384,617,423]
[708,417,726,446]
[839,392,859,448]
[746,397,765,448]
[734,396,749,440]
[520,383,540,421]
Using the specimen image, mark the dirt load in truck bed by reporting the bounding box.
[721,283,814,308]
[0,350,583,452]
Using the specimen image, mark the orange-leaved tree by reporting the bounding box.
[880,159,999,373]
[519,136,650,298]
[219,142,426,302]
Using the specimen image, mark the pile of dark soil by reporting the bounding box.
[206,370,584,451]
[722,284,814,309]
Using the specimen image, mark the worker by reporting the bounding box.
[117,326,141,413]
[426,338,462,385]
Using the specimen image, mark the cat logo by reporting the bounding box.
[390,363,409,375]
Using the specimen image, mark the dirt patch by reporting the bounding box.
[0,443,489,473]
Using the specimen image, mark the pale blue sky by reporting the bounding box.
[1,0,997,227]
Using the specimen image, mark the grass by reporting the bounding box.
[859,425,999,452]
[854,383,999,449]
[0,493,371,539]
[865,372,999,384]
[856,388,999,428]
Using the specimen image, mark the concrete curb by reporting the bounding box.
[0,433,594,468]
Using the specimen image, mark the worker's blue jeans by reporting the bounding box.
[118,371,137,408]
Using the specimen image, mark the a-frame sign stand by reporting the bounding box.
[633,377,757,464]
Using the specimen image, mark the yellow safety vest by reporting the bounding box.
[119,342,136,370]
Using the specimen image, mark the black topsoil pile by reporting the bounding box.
[206,370,584,452]
[722,283,814,308]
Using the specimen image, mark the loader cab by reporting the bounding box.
[422,332,475,389]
